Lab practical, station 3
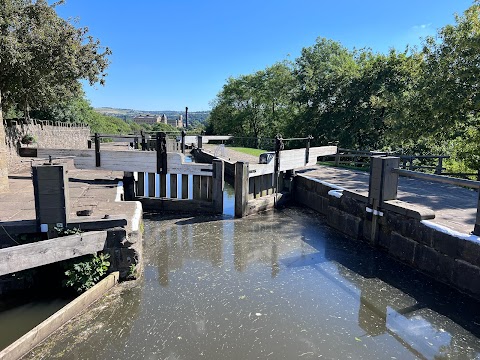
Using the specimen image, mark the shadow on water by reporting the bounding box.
[22,186,480,359]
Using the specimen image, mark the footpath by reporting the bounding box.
[0,159,140,243]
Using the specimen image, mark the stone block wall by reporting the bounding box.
[293,174,480,300]
[4,120,90,173]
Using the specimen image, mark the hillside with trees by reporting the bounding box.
[207,1,480,173]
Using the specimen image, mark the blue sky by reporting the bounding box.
[55,0,473,111]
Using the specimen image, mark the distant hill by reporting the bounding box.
[95,107,210,125]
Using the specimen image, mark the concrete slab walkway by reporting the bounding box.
[0,161,139,236]
[298,166,478,234]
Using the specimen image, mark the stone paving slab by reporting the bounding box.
[298,165,478,234]
[0,164,138,233]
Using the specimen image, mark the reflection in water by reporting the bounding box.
[25,204,480,359]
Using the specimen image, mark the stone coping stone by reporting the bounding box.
[383,200,435,220]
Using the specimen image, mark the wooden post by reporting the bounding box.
[474,170,480,235]
[197,135,203,149]
[334,148,340,166]
[123,172,135,201]
[435,157,444,175]
[160,174,167,198]
[212,159,224,214]
[32,165,70,236]
[147,173,156,197]
[156,132,167,174]
[305,135,312,166]
[170,174,178,198]
[182,174,189,199]
[193,175,201,200]
[367,156,400,243]
[235,161,249,218]
[137,172,145,197]
[200,176,209,200]
[134,136,139,150]
[181,130,186,154]
[94,133,100,167]
[141,131,147,151]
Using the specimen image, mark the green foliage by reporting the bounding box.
[64,253,110,294]
[150,122,178,133]
[209,2,480,171]
[20,133,35,144]
[127,264,136,279]
[27,95,139,135]
[54,226,82,236]
[0,0,111,118]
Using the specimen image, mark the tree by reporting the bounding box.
[0,0,111,118]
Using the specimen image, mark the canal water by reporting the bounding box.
[24,186,480,359]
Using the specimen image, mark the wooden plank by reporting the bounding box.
[193,175,201,200]
[160,174,167,198]
[36,149,213,176]
[67,217,127,231]
[170,174,178,198]
[0,231,108,276]
[212,159,224,214]
[148,173,156,197]
[261,174,269,197]
[182,174,189,199]
[137,172,145,197]
[138,197,217,214]
[249,163,275,178]
[235,162,249,218]
[0,220,38,235]
[254,176,262,199]
[248,178,255,200]
[207,175,213,201]
[201,176,209,201]
[202,136,233,143]
[266,174,274,195]
[279,146,337,171]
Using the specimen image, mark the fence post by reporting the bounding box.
[235,161,249,218]
[197,135,203,149]
[212,159,224,214]
[305,135,312,165]
[435,157,444,175]
[94,133,100,167]
[367,156,400,243]
[334,148,340,166]
[141,131,147,151]
[181,130,186,154]
[474,170,480,235]
[156,132,167,174]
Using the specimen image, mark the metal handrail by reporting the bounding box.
[393,168,480,189]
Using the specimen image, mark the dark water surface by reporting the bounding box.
[0,294,71,350]
[26,203,480,359]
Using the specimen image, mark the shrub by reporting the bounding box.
[64,253,110,293]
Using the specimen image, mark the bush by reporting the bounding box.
[64,253,110,293]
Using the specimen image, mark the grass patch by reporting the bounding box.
[227,147,266,157]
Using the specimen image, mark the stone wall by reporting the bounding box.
[0,120,9,193]
[294,175,480,300]
[4,120,90,173]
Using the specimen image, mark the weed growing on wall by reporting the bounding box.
[64,253,110,294]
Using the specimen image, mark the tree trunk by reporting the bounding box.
[0,89,9,193]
